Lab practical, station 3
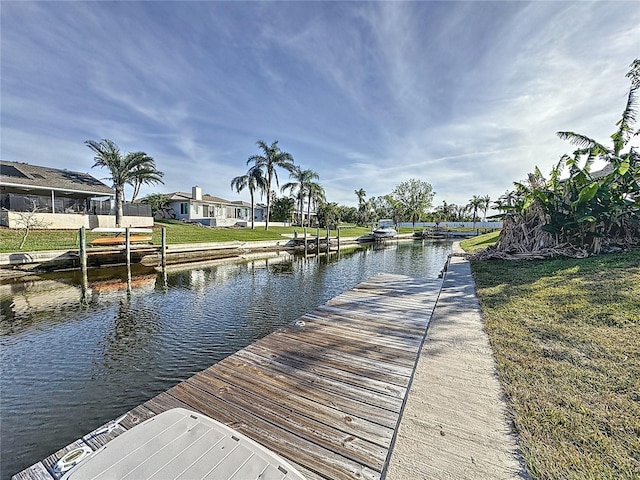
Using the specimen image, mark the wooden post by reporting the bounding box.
[337,226,341,250]
[125,227,132,292]
[79,226,87,273]
[326,227,330,253]
[125,227,131,266]
[161,227,167,269]
[79,227,88,301]
[303,227,307,255]
[316,227,320,255]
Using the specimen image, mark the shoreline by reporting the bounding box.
[0,234,423,280]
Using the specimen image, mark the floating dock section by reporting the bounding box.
[13,273,443,480]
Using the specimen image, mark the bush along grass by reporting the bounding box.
[471,249,640,479]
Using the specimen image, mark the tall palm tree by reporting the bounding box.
[481,195,491,221]
[128,157,165,202]
[230,165,267,230]
[306,180,325,227]
[247,140,295,230]
[437,201,454,222]
[85,139,162,227]
[468,195,485,230]
[354,188,366,225]
[281,166,319,226]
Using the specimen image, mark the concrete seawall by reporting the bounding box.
[0,235,417,279]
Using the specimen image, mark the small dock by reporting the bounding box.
[13,273,442,480]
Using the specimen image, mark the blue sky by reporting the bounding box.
[2,1,639,210]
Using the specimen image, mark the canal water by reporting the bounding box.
[0,239,452,479]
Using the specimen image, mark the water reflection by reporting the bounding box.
[0,266,158,336]
[0,240,451,479]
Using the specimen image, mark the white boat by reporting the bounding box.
[60,408,306,479]
[372,226,398,239]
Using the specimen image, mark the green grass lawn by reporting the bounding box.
[0,220,373,253]
[459,230,501,251]
[470,249,640,479]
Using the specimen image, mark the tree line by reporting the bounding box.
[85,135,492,230]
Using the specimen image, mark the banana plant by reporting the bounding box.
[498,59,639,253]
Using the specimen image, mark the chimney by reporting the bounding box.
[192,186,202,201]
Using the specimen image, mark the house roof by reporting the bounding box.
[166,192,235,205]
[231,200,253,207]
[164,192,263,208]
[0,160,114,195]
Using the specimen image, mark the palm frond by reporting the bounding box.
[612,85,638,155]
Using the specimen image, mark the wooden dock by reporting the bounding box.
[13,273,443,480]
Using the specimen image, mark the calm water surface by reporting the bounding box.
[0,240,451,478]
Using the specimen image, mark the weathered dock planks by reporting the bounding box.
[13,273,442,480]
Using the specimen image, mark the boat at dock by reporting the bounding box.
[60,408,306,479]
[372,226,398,239]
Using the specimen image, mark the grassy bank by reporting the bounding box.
[470,249,640,479]
[459,230,500,251]
[0,221,373,253]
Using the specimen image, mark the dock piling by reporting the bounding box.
[79,227,89,303]
[125,228,132,293]
[326,227,330,253]
[79,226,87,273]
[161,227,167,269]
[303,227,307,255]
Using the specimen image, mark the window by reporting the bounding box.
[180,203,188,215]
[202,205,209,217]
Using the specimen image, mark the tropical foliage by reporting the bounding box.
[128,158,165,202]
[468,195,485,229]
[246,140,295,230]
[434,201,473,222]
[270,196,296,223]
[354,188,368,225]
[282,167,323,227]
[231,164,267,229]
[480,59,640,259]
[85,139,164,227]
[141,193,172,218]
[390,178,435,229]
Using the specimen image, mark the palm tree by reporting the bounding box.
[85,139,163,227]
[354,188,367,225]
[230,165,267,229]
[557,59,639,160]
[468,195,485,230]
[306,180,325,227]
[128,157,164,202]
[481,195,491,221]
[437,201,455,222]
[281,167,319,226]
[247,140,295,230]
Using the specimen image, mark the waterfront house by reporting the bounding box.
[162,186,266,227]
[0,160,153,229]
